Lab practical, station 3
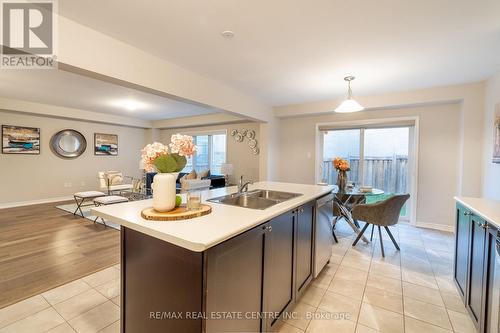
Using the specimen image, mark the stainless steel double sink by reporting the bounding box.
[207,189,302,210]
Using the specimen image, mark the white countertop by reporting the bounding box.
[454,196,500,229]
[92,181,334,252]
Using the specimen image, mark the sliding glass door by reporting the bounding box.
[322,129,361,185]
[321,126,412,220]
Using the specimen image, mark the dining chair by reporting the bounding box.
[351,194,410,257]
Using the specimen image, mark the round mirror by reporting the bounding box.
[50,129,87,158]
[59,134,80,153]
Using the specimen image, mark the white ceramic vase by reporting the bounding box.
[152,172,179,212]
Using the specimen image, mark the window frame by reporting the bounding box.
[178,129,228,174]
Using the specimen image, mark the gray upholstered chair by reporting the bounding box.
[351,194,410,257]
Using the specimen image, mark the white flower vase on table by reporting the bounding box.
[140,136,197,213]
[152,172,179,212]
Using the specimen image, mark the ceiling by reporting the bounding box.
[0,69,220,120]
[60,0,500,106]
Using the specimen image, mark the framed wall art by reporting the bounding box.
[2,125,40,155]
[94,133,118,156]
[493,104,500,163]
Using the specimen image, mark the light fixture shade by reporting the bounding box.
[334,98,365,113]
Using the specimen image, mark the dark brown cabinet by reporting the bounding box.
[466,214,488,327]
[295,202,314,294]
[484,225,499,333]
[206,223,267,333]
[206,201,316,333]
[455,204,470,299]
[454,203,498,333]
[263,210,295,331]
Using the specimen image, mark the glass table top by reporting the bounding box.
[333,187,385,196]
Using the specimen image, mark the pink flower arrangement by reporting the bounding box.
[141,135,197,173]
[169,134,197,157]
[141,142,169,172]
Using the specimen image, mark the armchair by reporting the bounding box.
[98,171,134,195]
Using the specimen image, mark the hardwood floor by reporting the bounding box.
[0,201,120,308]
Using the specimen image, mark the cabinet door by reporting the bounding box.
[263,210,295,331]
[454,204,471,299]
[467,214,487,328]
[296,202,315,293]
[206,223,267,333]
[485,225,499,333]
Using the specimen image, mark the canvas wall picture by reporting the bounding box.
[94,133,118,156]
[2,125,40,154]
[493,104,500,163]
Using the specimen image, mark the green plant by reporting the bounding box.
[153,154,187,173]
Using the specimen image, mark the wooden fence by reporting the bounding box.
[322,156,408,194]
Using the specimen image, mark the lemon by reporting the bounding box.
[175,195,182,207]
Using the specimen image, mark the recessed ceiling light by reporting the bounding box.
[111,99,147,111]
[221,30,234,38]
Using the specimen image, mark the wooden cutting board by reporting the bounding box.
[141,204,212,221]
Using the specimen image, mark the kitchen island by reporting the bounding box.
[92,181,334,333]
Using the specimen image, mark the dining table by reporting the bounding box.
[333,187,385,243]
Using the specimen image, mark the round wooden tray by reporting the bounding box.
[141,204,212,221]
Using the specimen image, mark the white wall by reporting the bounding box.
[160,122,261,183]
[275,82,485,198]
[482,70,500,199]
[276,104,461,230]
[259,117,281,182]
[0,111,147,206]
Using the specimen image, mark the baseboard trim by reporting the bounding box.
[0,196,74,209]
[415,221,454,233]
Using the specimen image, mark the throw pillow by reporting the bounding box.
[186,169,197,180]
[198,169,210,179]
[108,173,123,185]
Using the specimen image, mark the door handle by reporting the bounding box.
[481,223,489,230]
[263,226,272,232]
[463,211,472,216]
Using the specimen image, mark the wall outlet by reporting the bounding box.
[63,182,72,188]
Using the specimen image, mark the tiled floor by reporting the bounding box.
[276,222,477,333]
[0,265,120,333]
[0,221,476,333]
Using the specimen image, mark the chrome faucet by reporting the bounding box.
[238,175,253,193]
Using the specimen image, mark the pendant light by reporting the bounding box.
[334,76,365,113]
